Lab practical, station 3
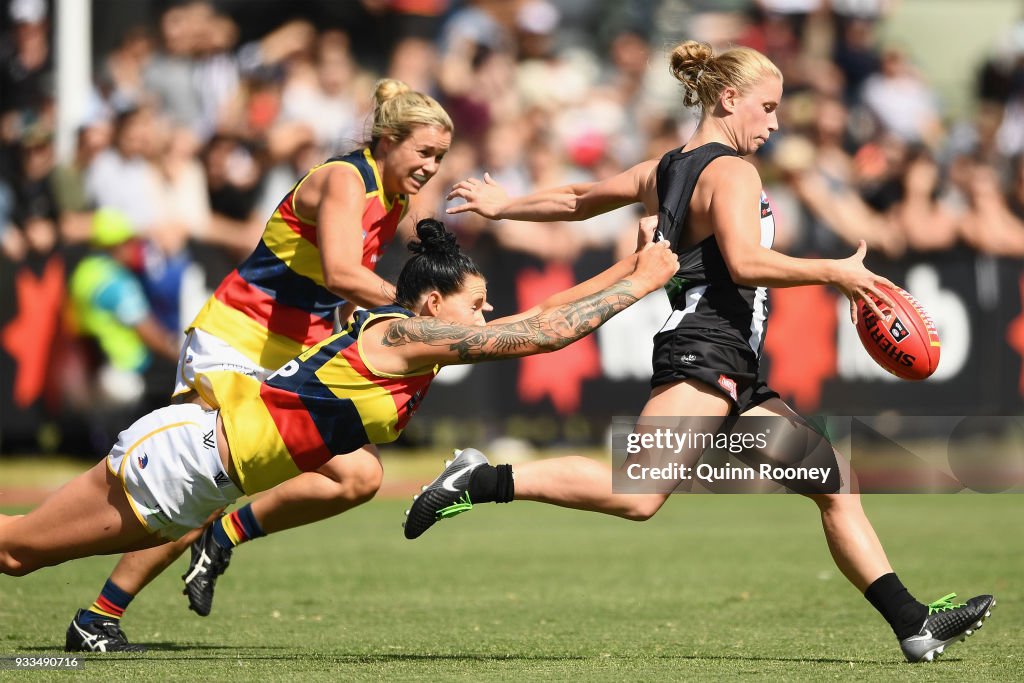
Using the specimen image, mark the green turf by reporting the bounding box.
[0,494,1019,681]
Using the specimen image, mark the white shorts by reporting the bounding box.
[173,328,274,396]
[106,403,244,540]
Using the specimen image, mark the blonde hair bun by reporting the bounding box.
[668,40,782,112]
[369,79,453,147]
[373,78,412,106]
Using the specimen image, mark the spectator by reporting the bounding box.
[50,119,113,245]
[831,14,882,104]
[140,125,208,334]
[757,0,823,45]
[98,27,155,113]
[191,11,243,141]
[150,125,209,246]
[83,105,163,234]
[0,0,52,122]
[860,47,943,146]
[482,130,587,263]
[950,155,1024,257]
[142,0,210,132]
[515,0,599,111]
[594,27,664,166]
[388,36,441,95]
[437,0,519,145]
[891,147,959,253]
[772,132,903,258]
[0,123,63,261]
[438,0,512,57]
[279,29,367,152]
[198,134,264,260]
[10,123,59,225]
[67,208,180,408]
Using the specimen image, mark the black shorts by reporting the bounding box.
[650,327,779,415]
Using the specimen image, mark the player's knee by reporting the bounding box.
[621,495,666,521]
[347,459,383,504]
[0,548,37,577]
[622,507,656,522]
[0,522,39,575]
[807,492,862,512]
[323,458,382,505]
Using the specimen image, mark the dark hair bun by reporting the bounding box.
[408,218,460,258]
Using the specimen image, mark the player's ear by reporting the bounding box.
[424,290,444,317]
[720,86,739,113]
[376,131,399,156]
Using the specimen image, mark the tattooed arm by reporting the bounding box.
[383,284,639,363]
[487,216,662,326]
[361,241,679,373]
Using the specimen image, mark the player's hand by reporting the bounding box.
[832,241,898,324]
[635,215,659,252]
[632,241,679,292]
[446,173,509,219]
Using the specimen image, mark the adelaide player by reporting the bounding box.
[62,79,455,651]
[410,40,995,663]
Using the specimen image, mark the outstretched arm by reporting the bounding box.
[365,241,679,372]
[446,160,660,222]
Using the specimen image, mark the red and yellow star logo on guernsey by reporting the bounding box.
[1005,274,1024,396]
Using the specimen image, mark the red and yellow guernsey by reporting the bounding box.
[189,148,408,372]
[196,306,436,495]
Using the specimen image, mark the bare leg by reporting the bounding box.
[807,492,893,591]
[742,401,993,663]
[90,446,382,603]
[743,398,893,591]
[250,446,383,533]
[0,514,23,529]
[514,455,668,520]
[107,518,213,594]
[0,462,162,576]
[514,380,731,520]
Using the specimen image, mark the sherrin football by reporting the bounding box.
[855,284,940,381]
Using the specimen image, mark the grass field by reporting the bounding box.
[0,458,1021,681]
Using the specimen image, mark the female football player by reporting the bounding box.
[414,40,995,663]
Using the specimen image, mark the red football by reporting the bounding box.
[855,284,940,381]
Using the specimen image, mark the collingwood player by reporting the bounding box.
[411,39,995,664]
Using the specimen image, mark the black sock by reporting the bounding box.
[467,464,515,503]
[864,573,929,640]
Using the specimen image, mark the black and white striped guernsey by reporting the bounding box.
[653,142,776,360]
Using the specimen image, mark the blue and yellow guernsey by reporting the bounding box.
[189,148,408,373]
[195,306,435,495]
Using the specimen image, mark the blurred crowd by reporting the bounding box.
[3,0,1024,451]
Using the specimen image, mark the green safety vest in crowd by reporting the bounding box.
[69,254,149,372]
